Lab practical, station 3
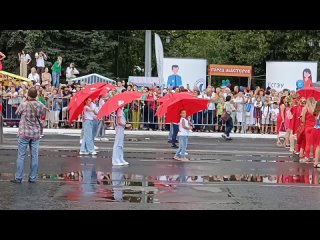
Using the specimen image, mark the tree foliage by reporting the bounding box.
[0,30,319,82]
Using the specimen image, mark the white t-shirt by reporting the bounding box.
[116,108,126,127]
[36,54,46,67]
[28,73,40,83]
[254,101,262,108]
[235,97,245,112]
[99,99,105,108]
[270,108,279,121]
[66,67,79,80]
[20,54,31,62]
[178,117,190,136]
[90,102,98,119]
[203,94,216,110]
[83,105,95,120]
[96,99,105,113]
[262,105,271,118]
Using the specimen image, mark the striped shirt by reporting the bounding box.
[16,100,46,140]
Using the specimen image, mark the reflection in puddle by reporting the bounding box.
[1,167,319,203]
[0,169,319,185]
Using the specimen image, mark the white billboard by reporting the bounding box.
[266,61,318,91]
[163,58,207,92]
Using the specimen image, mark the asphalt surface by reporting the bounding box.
[1,133,320,210]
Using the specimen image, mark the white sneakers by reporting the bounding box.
[178,152,188,155]
[173,155,180,160]
[173,156,190,161]
[94,146,99,150]
[113,161,129,166]
[79,151,97,155]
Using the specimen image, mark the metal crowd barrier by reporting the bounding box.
[1,97,276,133]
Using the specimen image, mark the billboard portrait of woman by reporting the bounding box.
[303,68,313,88]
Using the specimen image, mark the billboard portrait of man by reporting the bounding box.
[167,65,182,88]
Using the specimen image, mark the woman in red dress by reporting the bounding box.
[276,96,286,146]
[303,68,313,88]
[289,94,299,153]
[301,97,316,162]
[312,101,320,168]
[295,98,306,156]
[0,51,6,70]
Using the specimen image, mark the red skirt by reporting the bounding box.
[313,128,320,147]
[277,115,283,134]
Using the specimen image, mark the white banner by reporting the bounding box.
[154,33,164,88]
[266,61,318,91]
[163,58,207,92]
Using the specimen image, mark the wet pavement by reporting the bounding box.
[1,133,320,209]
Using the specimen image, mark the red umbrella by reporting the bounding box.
[158,92,193,104]
[156,93,196,117]
[96,91,143,119]
[297,88,320,101]
[68,83,109,111]
[158,93,174,104]
[98,84,116,97]
[68,87,105,123]
[165,98,209,124]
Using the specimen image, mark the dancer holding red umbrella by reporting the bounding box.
[301,97,316,162]
[173,109,193,161]
[297,88,320,101]
[97,91,143,166]
[313,101,320,168]
[80,98,97,155]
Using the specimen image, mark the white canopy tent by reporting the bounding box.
[128,76,159,87]
[69,73,116,85]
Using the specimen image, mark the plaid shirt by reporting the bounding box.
[16,100,46,140]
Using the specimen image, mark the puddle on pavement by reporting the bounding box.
[1,169,320,185]
[1,169,319,203]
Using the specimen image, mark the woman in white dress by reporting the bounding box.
[18,50,31,78]
[245,92,255,133]
[234,92,245,133]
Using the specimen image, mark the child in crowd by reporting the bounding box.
[215,93,225,132]
[270,102,279,134]
[261,98,271,134]
[254,96,262,128]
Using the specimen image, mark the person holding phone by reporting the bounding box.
[52,56,62,88]
[35,51,47,82]
[66,63,79,83]
[11,87,46,183]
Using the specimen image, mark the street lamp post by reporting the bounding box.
[145,30,152,77]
